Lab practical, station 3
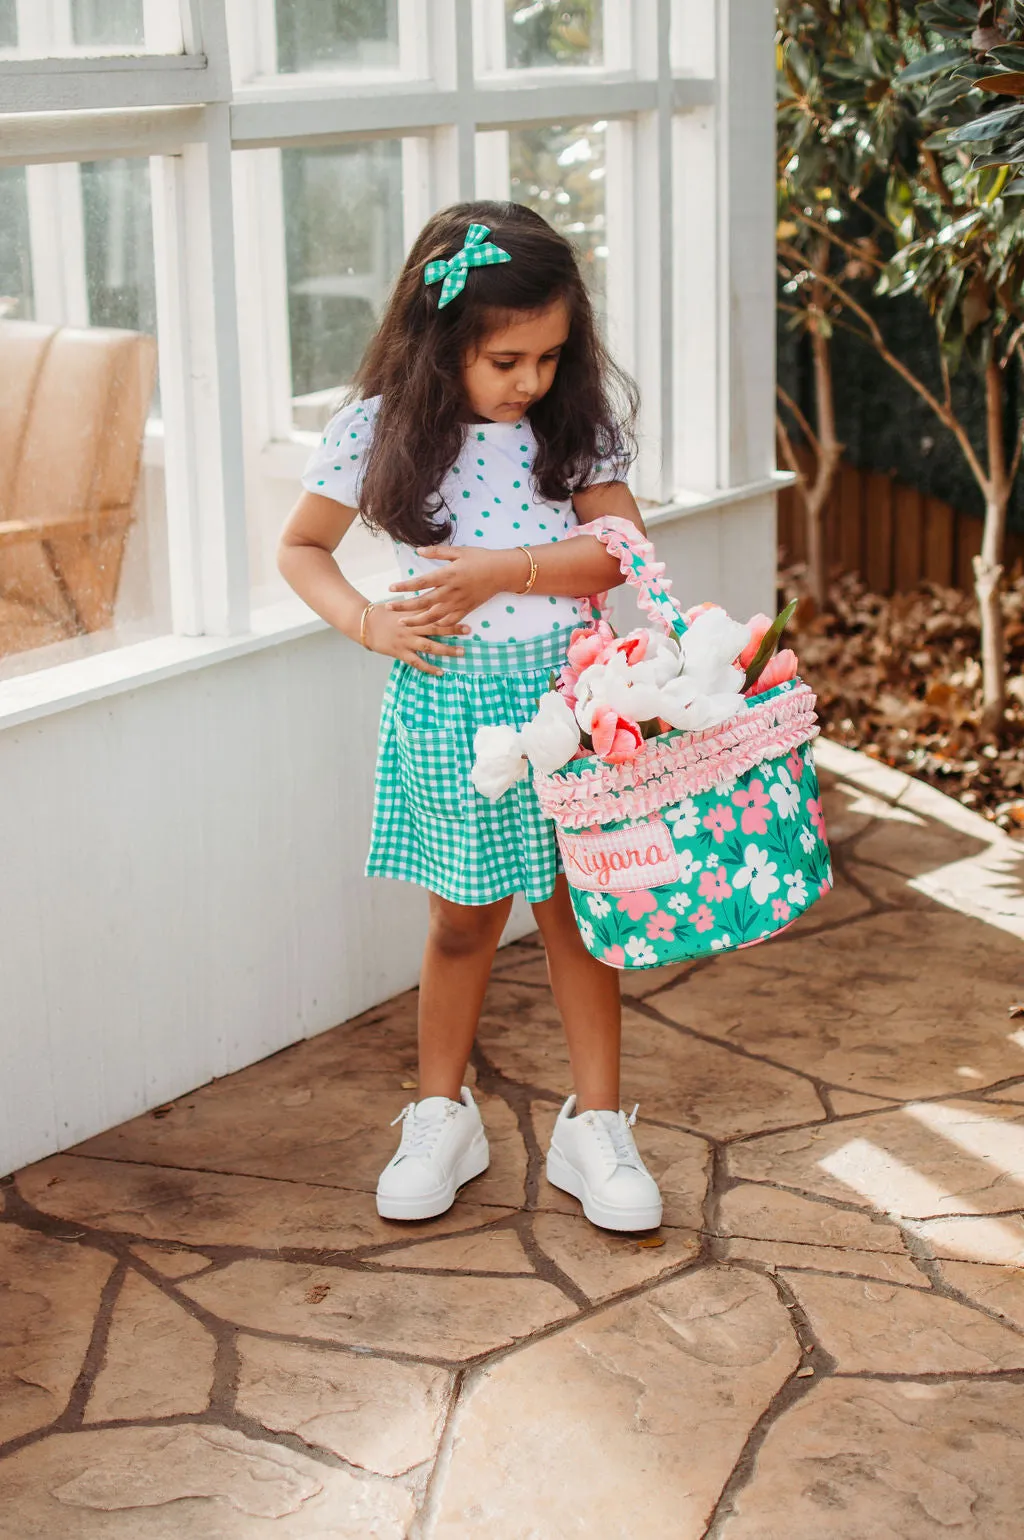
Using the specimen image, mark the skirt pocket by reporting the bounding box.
[394,714,466,823]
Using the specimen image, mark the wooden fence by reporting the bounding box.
[777,453,1024,594]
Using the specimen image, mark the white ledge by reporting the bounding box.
[0,476,787,733]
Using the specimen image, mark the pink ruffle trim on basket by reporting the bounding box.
[535,683,820,830]
[566,514,682,635]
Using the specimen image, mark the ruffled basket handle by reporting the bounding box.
[566,515,690,638]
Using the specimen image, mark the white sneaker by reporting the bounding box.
[546,1094,663,1232]
[376,1086,490,1221]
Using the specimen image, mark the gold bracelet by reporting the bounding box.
[517,545,538,596]
[359,601,377,650]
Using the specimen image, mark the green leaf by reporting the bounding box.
[895,48,968,85]
[742,601,799,695]
[947,103,1024,143]
[976,71,1024,95]
[1002,176,1024,192]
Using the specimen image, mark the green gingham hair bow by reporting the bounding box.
[424,223,512,309]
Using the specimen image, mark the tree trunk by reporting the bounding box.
[805,242,842,608]
[974,354,1008,735]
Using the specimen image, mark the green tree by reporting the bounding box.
[777,0,1024,732]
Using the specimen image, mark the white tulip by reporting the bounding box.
[470,725,528,801]
[644,632,683,685]
[658,677,745,732]
[520,691,581,775]
[574,653,664,728]
[677,611,750,696]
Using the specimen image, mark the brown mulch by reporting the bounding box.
[780,566,1024,835]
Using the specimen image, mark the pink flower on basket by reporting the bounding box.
[558,664,580,710]
[591,704,643,765]
[567,620,615,674]
[772,898,792,922]
[607,630,650,665]
[747,649,799,696]
[738,614,773,670]
[819,876,833,898]
[689,904,715,934]
[807,796,828,842]
[646,910,676,942]
[785,748,805,783]
[698,868,733,904]
[602,944,626,968]
[732,779,772,836]
[703,804,737,844]
[617,890,658,921]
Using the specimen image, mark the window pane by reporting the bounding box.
[71,0,144,49]
[1,160,169,678]
[275,0,399,72]
[0,168,32,318]
[282,140,404,424]
[506,1,603,68]
[509,120,607,318]
[0,0,16,49]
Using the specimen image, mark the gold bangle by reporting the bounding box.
[517,545,538,596]
[359,601,377,650]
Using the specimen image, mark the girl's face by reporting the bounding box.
[462,298,571,423]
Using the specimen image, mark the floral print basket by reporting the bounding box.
[534,520,833,970]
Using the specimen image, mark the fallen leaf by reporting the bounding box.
[1009,1004,1024,1019]
[796,1364,815,1378]
[151,1105,175,1119]
[637,1236,666,1249]
[304,1283,330,1305]
[401,1081,418,1090]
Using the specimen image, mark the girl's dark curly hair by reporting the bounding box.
[352,200,639,548]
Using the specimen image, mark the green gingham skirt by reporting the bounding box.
[366,631,570,906]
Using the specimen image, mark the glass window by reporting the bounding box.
[1,159,168,678]
[71,0,144,50]
[0,168,32,319]
[282,139,404,426]
[508,120,607,317]
[0,0,16,49]
[506,1,603,68]
[275,0,400,73]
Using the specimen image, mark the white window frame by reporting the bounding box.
[0,0,779,724]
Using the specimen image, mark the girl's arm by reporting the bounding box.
[385,481,645,630]
[277,490,468,676]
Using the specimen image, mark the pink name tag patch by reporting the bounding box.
[558,817,680,892]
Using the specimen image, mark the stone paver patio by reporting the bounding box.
[4,743,1024,1537]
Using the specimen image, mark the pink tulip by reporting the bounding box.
[747,648,799,695]
[607,629,650,665]
[682,601,722,625]
[590,703,643,764]
[567,620,615,673]
[558,664,579,709]
[739,613,773,670]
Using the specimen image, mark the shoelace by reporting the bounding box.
[586,1103,642,1170]
[390,1100,457,1160]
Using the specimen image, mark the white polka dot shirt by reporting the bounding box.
[301,395,624,643]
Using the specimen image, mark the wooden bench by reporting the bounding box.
[0,320,157,659]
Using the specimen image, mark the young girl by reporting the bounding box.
[279,200,663,1233]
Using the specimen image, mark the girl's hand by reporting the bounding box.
[386,546,524,630]
[365,605,469,677]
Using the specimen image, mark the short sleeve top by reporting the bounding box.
[301,395,626,643]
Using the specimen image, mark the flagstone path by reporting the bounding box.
[4,743,1024,1537]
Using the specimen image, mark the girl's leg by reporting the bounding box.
[418,890,514,1099]
[532,876,621,1112]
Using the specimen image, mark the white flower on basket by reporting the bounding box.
[711,933,733,952]
[733,843,781,905]
[587,893,611,917]
[664,799,700,838]
[470,725,528,801]
[785,869,809,907]
[667,892,691,914]
[706,852,720,869]
[657,678,747,733]
[519,690,581,775]
[578,918,596,947]
[675,850,703,884]
[575,651,666,730]
[625,935,659,967]
[769,766,801,819]
[799,825,817,855]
